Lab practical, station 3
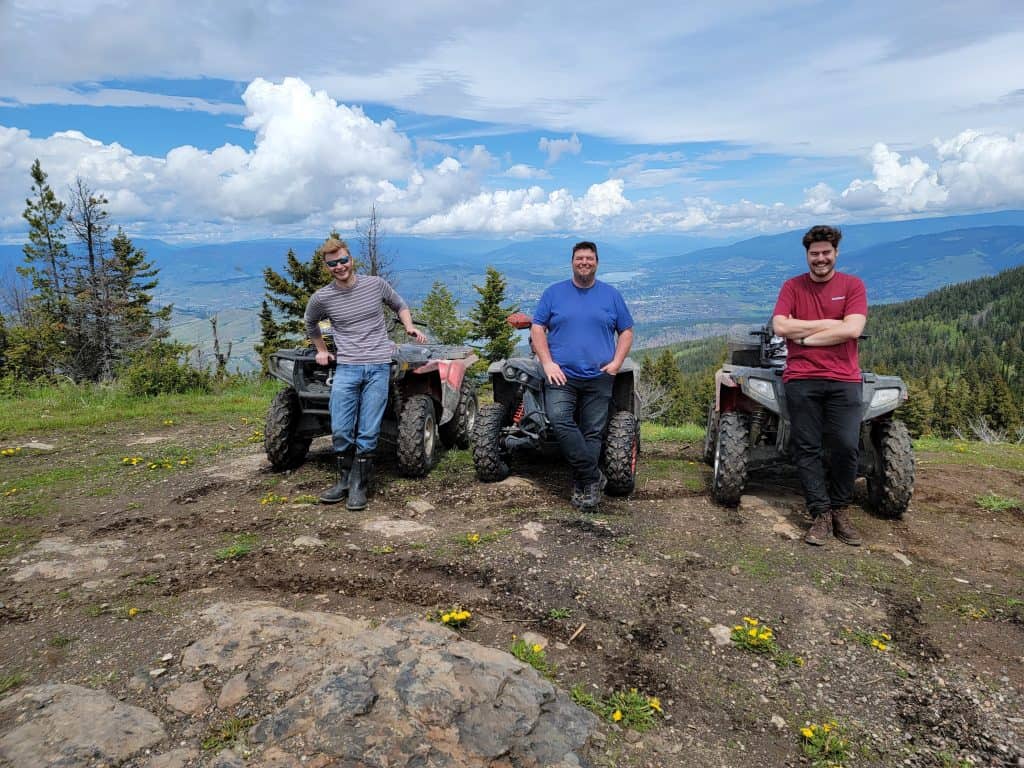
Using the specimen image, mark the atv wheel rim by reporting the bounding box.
[466,399,478,435]
[424,412,436,456]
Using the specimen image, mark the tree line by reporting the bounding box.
[638,265,1024,437]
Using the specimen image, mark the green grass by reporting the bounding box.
[0,524,40,558]
[509,637,554,678]
[914,437,1024,472]
[0,378,275,438]
[640,422,704,444]
[0,673,26,695]
[214,534,259,561]
[201,716,256,751]
[976,492,1021,512]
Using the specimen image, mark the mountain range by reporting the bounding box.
[2,210,1023,370]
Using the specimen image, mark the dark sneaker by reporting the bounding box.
[804,512,832,546]
[578,472,607,513]
[831,507,863,546]
[570,482,585,510]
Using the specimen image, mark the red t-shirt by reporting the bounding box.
[772,272,867,383]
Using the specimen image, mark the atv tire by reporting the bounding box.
[702,403,718,466]
[712,412,749,506]
[439,380,479,450]
[472,402,510,482]
[602,410,640,496]
[265,387,312,471]
[397,394,439,477]
[867,419,915,519]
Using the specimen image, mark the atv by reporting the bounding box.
[265,340,478,476]
[703,325,915,518]
[471,313,641,496]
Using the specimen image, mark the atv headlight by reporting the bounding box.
[870,388,900,409]
[746,378,776,403]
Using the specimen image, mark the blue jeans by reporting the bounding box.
[545,374,614,485]
[330,363,391,455]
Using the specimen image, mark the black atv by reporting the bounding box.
[265,342,478,477]
[471,313,641,496]
[703,325,915,517]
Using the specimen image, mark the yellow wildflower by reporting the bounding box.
[441,613,452,623]
[801,727,814,739]
[466,533,480,544]
[822,723,832,732]
[648,697,662,713]
[748,628,758,637]
[743,616,758,626]
[612,710,623,722]
[880,632,891,640]
[532,644,543,653]
[127,607,139,618]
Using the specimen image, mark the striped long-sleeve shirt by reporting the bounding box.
[304,276,408,364]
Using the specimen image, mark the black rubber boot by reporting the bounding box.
[319,452,353,505]
[346,454,373,511]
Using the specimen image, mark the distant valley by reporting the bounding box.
[2,210,1024,371]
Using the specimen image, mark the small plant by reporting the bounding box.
[148,459,174,470]
[461,529,511,548]
[731,616,804,667]
[845,627,892,652]
[214,534,258,561]
[0,673,26,694]
[135,574,160,586]
[201,715,256,751]
[162,419,175,426]
[955,602,990,621]
[2,487,19,497]
[570,684,664,731]
[434,608,472,628]
[548,607,573,620]
[247,429,264,444]
[259,492,289,505]
[122,456,145,466]
[464,532,481,546]
[800,721,851,767]
[976,492,1021,512]
[510,636,553,677]
[370,545,395,555]
[1,447,23,457]
[292,494,319,504]
[48,635,75,649]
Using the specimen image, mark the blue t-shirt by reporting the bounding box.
[532,279,634,379]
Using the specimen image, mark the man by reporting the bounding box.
[531,241,634,512]
[305,237,426,510]
[772,225,867,546]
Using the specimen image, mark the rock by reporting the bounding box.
[624,729,642,743]
[0,684,165,766]
[496,476,535,490]
[522,631,549,650]
[709,624,733,646]
[149,667,167,678]
[145,747,200,767]
[166,680,210,715]
[21,441,55,451]
[127,435,168,445]
[770,714,787,730]
[9,537,128,582]
[182,601,598,766]
[892,552,912,566]
[218,672,251,709]
[292,535,325,548]
[729,565,741,576]
[406,499,434,516]
[772,521,802,541]
[520,521,544,541]
[360,518,434,537]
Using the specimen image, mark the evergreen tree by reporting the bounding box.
[257,241,334,369]
[19,159,70,323]
[107,229,171,355]
[419,281,471,344]
[469,266,518,362]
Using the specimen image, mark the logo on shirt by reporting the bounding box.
[832,296,845,301]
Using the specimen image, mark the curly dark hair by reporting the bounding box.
[802,225,842,251]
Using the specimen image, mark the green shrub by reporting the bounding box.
[120,342,213,396]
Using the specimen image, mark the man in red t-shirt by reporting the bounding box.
[772,225,867,546]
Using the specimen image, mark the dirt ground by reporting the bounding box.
[1,417,1022,767]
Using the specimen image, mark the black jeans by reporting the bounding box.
[785,379,862,517]
[545,374,614,486]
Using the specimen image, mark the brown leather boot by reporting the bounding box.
[831,506,863,546]
[804,511,832,546]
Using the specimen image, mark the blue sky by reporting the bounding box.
[1,1,1023,242]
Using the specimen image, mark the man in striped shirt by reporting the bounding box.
[305,237,426,510]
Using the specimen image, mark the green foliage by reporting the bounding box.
[509,637,554,677]
[469,266,518,362]
[0,673,26,695]
[214,534,259,561]
[201,716,256,751]
[976,492,1021,512]
[419,280,472,344]
[120,341,213,396]
[570,685,663,731]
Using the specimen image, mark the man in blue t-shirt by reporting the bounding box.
[531,241,634,512]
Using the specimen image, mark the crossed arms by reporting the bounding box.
[771,314,866,348]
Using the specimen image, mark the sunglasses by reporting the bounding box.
[325,255,351,267]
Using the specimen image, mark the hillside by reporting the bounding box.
[0,387,1021,767]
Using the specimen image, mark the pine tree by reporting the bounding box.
[19,159,70,323]
[469,267,518,362]
[107,229,171,356]
[419,281,471,344]
[257,241,334,370]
